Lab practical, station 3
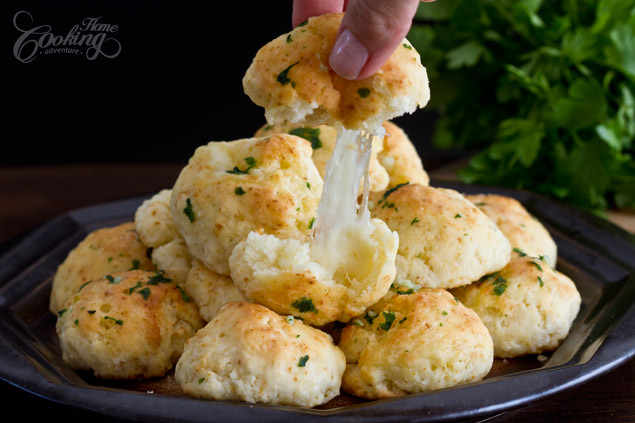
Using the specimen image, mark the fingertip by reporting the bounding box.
[292,0,345,27]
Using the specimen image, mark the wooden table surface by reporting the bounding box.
[1,163,634,423]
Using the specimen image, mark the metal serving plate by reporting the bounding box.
[1,182,634,423]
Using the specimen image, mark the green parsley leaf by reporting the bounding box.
[277,61,299,85]
[129,259,140,270]
[105,274,122,284]
[357,87,371,98]
[379,310,396,331]
[226,157,257,175]
[138,287,151,300]
[289,127,323,149]
[298,355,309,367]
[235,187,246,195]
[183,198,195,223]
[147,272,172,285]
[104,316,123,325]
[291,297,318,313]
[379,182,409,204]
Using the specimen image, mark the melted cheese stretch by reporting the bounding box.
[310,125,380,274]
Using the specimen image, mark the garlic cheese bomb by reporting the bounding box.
[369,184,511,289]
[339,288,493,399]
[243,13,429,131]
[49,222,154,314]
[56,270,204,379]
[229,221,397,326]
[467,193,558,267]
[175,302,345,407]
[452,251,581,358]
[170,133,323,276]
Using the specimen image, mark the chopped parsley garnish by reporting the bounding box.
[410,217,420,225]
[379,182,409,204]
[226,157,257,175]
[399,317,407,324]
[308,217,316,229]
[138,287,151,300]
[105,274,122,284]
[289,127,322,149]
[364,310,378,324]
[58,308,67,317]
[88,310,96,314]
[530,261,543,272]
[396,288,414,295]
[513,247,527,257]
[177,285,191,302]
[298,355,309,367]
[403,43,412,50]
[183,198,196,223]
[78,280,93,291]
[234,186,246,195]
[127,281,143,295]
[104,316,123,325]
[538,275,544,287]
[492,275,508,296]
[291,297,317,313]
[147,272,172,285]
[277,61,299,86]
[357,87,371,98]
[286,34,293,43]
[379,310,396,331]
[455,213,463,218]
[198,377,205,384]
[129,259,140,270]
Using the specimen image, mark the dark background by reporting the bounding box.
[3,0,441,167]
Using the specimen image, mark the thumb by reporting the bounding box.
[329,0,422,80]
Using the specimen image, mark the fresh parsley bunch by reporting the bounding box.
[408,0,635,211]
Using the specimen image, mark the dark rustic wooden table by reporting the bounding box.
[1,163,634,422]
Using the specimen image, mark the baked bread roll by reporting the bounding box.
[339,287,493,399]
[49,222,154,314]
[175,302,345,407]
[170,133,323,276]
[452,251,581,358]
[228,220,397,326]
[243,13,429,131]
[369,183,511,289]
[466,193,557,267]
[56,270,204,379]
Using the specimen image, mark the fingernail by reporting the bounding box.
[329,29,368,80]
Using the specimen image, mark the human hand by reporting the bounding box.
[292,0,434,80]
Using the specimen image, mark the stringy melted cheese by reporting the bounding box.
[310,124,386,278]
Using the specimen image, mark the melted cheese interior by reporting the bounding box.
[310,124,384,277]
